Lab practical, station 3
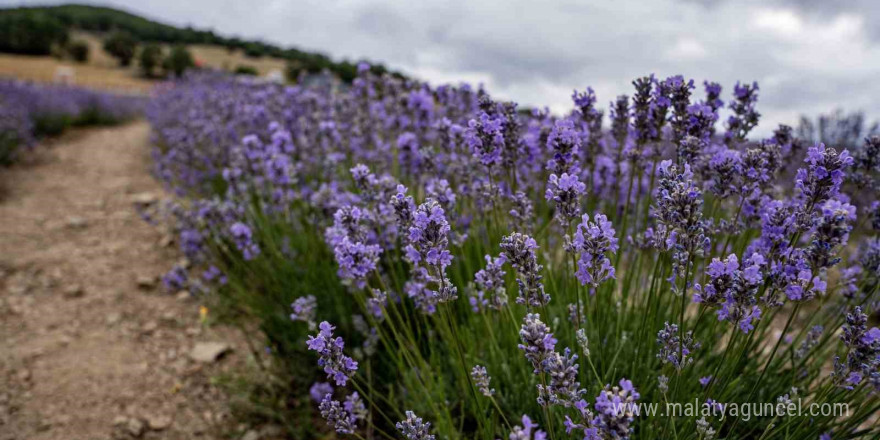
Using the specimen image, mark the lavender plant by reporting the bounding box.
[0,79,143,165]
[147,68,880,439]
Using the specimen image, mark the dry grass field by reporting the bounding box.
[0,32,288,94]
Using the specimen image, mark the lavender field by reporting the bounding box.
[139,68,880,439]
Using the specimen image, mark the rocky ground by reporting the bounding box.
[0,122,267,440]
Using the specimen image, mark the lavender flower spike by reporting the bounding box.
[230,222,260,260]
[405,199,458,305]
[471,365,496,397]
[518,313,557,373]
[306,321,358,386]
[656,322,700,370]
[318,394,356,434]
[396,411,435,440]
[594,379,641,440]
[509,415,548,440]
[290,295,318,330]
[501,233,550,307]
[545,173,586,224]
[569,213,618,289]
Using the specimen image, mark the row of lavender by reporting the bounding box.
[0,79,144,164]
[148,69,879,439]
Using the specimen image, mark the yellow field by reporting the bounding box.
[0,32,288,93]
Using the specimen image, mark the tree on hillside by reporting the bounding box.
[243,43,264,58]
[103,31,137,66]
[139,43,162,77]
[163,45,194,77]
[66,40,89,63]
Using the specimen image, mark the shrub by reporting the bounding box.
[67,39,89,63]
[139,43,163,77]
[103,30,137,66]
[148,71,880,440]
[243,43,264,58]
[162,45,194,77]
[234,65,258,76]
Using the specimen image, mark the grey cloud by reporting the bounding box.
[353,4,412,39]
[2,0,878,133]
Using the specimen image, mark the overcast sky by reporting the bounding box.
[6,0,879,135]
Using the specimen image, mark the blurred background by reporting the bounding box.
[2,0,877,141]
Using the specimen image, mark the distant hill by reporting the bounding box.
[0,4,397,82]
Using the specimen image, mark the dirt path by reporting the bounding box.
[0,122,249,440]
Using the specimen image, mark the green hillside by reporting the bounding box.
[0,4,396,81]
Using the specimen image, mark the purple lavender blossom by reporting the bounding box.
[396,411,435,440]
[652,160,709,288]
[326,206,371,247]
[509,415,547,440]
[471,365,495,397]
[573,87,604,171]
[390,184,416,228]
[656,322,700,370]
[306,321,358,386]
[333,236,382,289]
[833,307,880,390]
[545,173,586,224]
[290,295,317,329]
[685,103,717,143]
[703,81,724,113]
[538,347,585,407]
[665,75,695,144]
[366,288,388,320]
[705,147,742,199]
[594,379,641,440]
[795,326,824,360]
[425,178,457,211]
[501,233,550,307]
[518,313,557,374]
[472,254,507,311]
[795,144,853,206]
[546,119,582,175]
[162,265,188,291]
[465,111,505,167]
[569,213,618,289]
[857,238,880,294]
[230,222,260,260]
[405,200,458,305]
[202,266,227,285]
[396,132,423,176]
[309,382,333,402]
[319,392,365,434]
[563,399,599,439]
[806,199,857,270]
[630,75,657,150]
[508,191,536,234]
[677,135,705,166]
[695,253,766,333]
[870,201,880,231]
[725,81,760,143]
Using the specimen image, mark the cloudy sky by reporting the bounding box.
[7,0,879,134]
